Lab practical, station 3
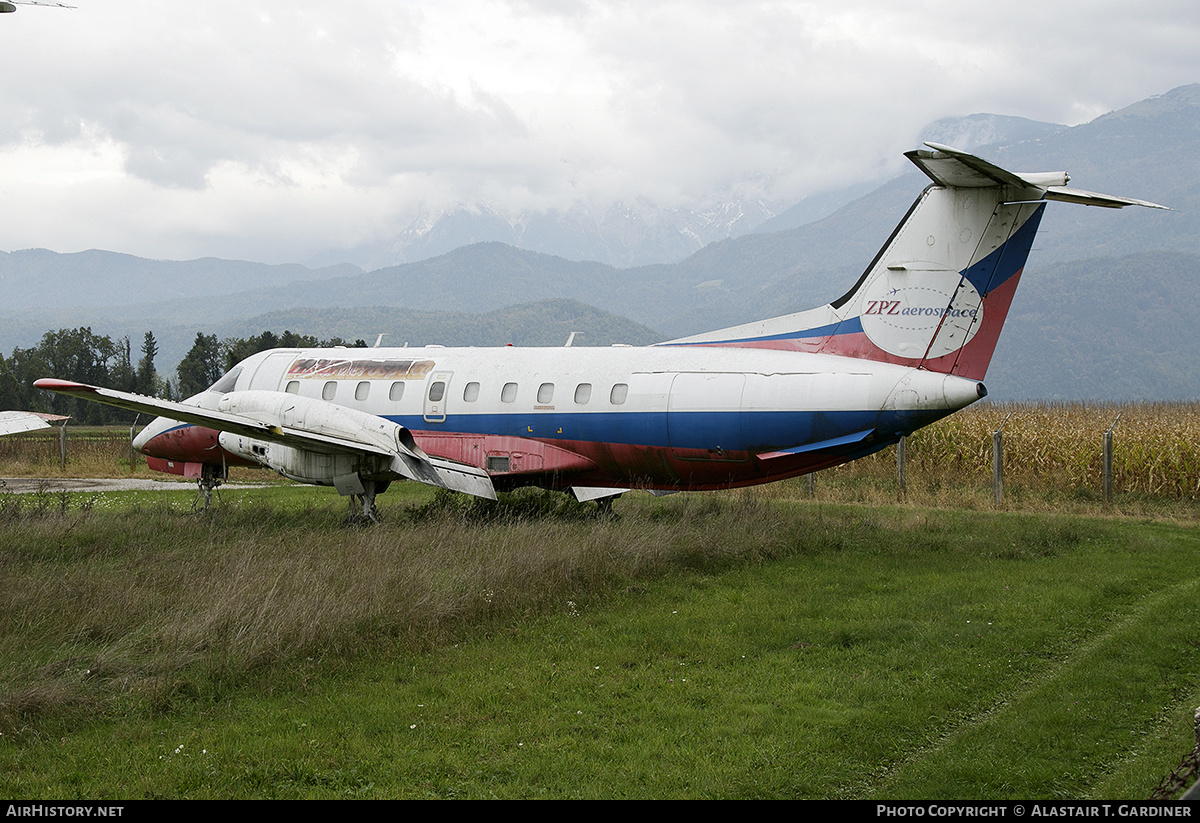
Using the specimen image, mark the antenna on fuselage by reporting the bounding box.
[565,332,582,347]
[374,333,387,348]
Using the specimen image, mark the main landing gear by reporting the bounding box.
[344,478,388,526]
[595,495,618,519]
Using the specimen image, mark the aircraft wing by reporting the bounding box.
[0,410,69,436]
[33,378,495,499]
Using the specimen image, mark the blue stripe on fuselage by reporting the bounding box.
[383,407,893,453]
[150,408,951,456]
[657,317,864,348]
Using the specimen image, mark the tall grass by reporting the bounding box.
[2,487,1198,798]
[0,426,146,478]
[0,488,791,732]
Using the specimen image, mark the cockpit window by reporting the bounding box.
[208,367,242,394]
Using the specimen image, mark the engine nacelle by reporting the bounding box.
[216,431,390,492]
[217,390,408,450]
[214,391,407,491]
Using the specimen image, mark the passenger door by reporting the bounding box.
[423,371,453,424]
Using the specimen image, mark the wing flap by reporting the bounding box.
[399,453,496,499]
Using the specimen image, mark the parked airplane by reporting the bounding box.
[35,144,1166,519]
[0,411,68,436]
[0,2,76,12]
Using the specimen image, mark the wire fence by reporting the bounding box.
[804,401,1200,504]
[0,426,139,474]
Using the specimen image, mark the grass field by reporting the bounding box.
[0,482,1198,799]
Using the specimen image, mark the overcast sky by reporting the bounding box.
[1,0,1197,265]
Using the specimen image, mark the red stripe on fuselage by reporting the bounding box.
[410,431,862,493]
[666,269,1024,381]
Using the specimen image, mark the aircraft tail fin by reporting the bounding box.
[662,143,1166,380]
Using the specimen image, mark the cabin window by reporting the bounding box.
[574,383,592,404]
[501,382,518,403]
[285,381,299,395]
[322,381,337,401]
[355,381,370,401]
[428,381,446,402]
[389,381,405,401]
[463,382,480,402]
[537,383,554,403]
[610,383,628,405]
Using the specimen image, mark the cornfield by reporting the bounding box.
[832,401,1200,500]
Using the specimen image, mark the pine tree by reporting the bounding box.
[136,331,159,396]
[176,333,223,398]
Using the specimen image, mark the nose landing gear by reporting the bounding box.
[192,463,226,511]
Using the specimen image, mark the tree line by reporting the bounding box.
[0,328,367,425]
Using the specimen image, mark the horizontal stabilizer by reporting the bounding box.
[1044,186,1170,210]
[909,143,1169,209]
[909,142,1068,189]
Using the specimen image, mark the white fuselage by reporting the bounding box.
[136,343,984,492]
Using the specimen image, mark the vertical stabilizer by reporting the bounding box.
[663,144,1166,380]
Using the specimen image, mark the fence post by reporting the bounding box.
[993,413,1012,506]
[1103,413,1122,506]
[805,473,815,497]
[129,415,139,473]
[897,435,907,500]
[57,420,67,470]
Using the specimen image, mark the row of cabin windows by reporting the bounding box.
[286,381,411,402]
[285,379,630,406]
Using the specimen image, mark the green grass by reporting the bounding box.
[0,486,1198,798]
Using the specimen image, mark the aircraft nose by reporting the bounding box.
[132,416,173,453]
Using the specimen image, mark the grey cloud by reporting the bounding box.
[2,0,1199,262]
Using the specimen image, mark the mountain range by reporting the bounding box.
[309,112,1069,271]
[3,83,1200,400]
[307,197,782,271]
